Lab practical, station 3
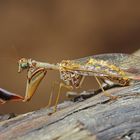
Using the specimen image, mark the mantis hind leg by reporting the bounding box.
[94,76,118,100]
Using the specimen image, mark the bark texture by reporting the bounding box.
[0,82,140,140]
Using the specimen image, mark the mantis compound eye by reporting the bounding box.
[18,58,29,73]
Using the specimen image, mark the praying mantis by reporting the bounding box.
[18,53,140,112]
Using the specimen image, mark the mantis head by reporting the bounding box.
[18,58,30,73]
[18,58,47,102]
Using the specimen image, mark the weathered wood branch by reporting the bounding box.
[0,82,140,140]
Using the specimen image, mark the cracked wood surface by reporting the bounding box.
[0,82,140,140]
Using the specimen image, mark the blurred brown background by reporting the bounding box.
[0,1,140,114]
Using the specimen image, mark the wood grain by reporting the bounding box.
[0,82,140,140]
